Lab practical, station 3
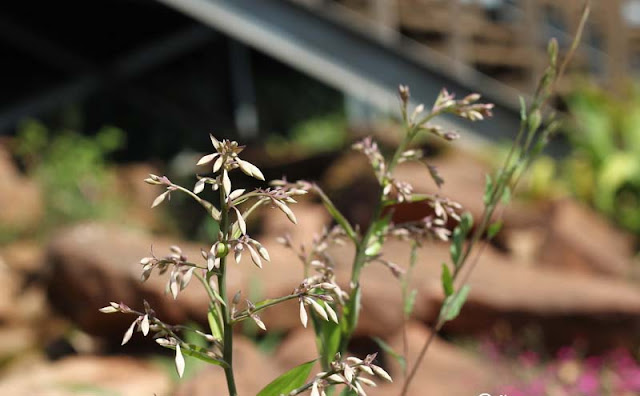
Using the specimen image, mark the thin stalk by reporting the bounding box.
[230,293,304,323]
[217,187,237,396]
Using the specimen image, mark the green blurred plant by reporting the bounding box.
[564,84,640,233]
[14,120,125,226]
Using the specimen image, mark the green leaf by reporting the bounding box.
[364,212,392,257]
[257,360,316,396]
[487,221,503,239]
[159,343,229,369]
[459,212,473,232]
[501,186,511,205]
[528,109,542,132]
[314,185,357,242]
[372,337,406,373]
[340,286,361,352]
[207,308,223,342]
[439,285,471,323]
[311,312,342,370]
[403,289,417,316]
[181,344,229,368]
[440,263,454,296]
[519,96,527,122]
[339,389,359,396]
[483,174,494,206]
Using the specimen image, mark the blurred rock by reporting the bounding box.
[175,337,281,396]
[114,163,166,231]
[364,239,640,350]
[0,240,46,274]
[45,223,212,341]
[0,356,171,396]
[0,145,43,235]
[274,328,319,370]
[539,199,636,277]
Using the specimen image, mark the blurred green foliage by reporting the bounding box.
[14,119,126,227]
[266,114,347,156]
[526,84,640,234]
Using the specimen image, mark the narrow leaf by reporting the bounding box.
[403,289,417,316]
[207,307,223,342]
[313,185,356,242]
[441,263,454,296]
[257,360,316,396]
[487,220,503,239]
[439,285,471,323]
[372,337,406,373]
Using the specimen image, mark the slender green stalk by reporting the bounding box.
[231,293,304,323]
[217,187,238,396]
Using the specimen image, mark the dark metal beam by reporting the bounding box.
[0,25,217,132]
[156,0,524,143]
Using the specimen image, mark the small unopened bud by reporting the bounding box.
[444,131,460,141]
[463,93,481,103]
[398,84,410,103]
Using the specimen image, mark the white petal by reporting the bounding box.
[234,207,246,235]
[238,159,265,181]
[311,381,320,396]
[274,199,297,224]
[194,179,205,194]
[308,298,328,321]
[257,245,270,262]
[324,302,338,323]
[175,343,186,378]
[251,314,266,331]
[141,314,150,336]
[181,267,195,289]
[121,320,137,345]
[344,364,354,383]
[151,191,169,208]
[299,300,308,328]
[247,244,262,268]
[222,170,231,195]
[197,153,217,166]
[99,306,118,313]
[228,189,245,201]
[371,365,392,382]
[210,134,221,150]
[212,156,224,173]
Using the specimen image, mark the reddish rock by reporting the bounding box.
[0,240,46,274]
[45,223,212,340]
[366,239,640,349]
[539,199,636,277]
[0,356,171,396]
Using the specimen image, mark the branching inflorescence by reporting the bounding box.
[101,5,588,394]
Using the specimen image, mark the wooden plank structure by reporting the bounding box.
[315,0,636,94]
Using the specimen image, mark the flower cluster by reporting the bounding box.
[308,353,392,396]
[431,89,494,121]
[139,245,196,299]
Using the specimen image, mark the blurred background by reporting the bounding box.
[0,0,639,395]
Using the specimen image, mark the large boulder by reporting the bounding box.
[359,239,640,350]
[0,356,171,396]
[45,223,212,341]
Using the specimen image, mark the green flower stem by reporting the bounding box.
[230,293,304,324]
[217,186,238,396]
[172,184,221,220]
